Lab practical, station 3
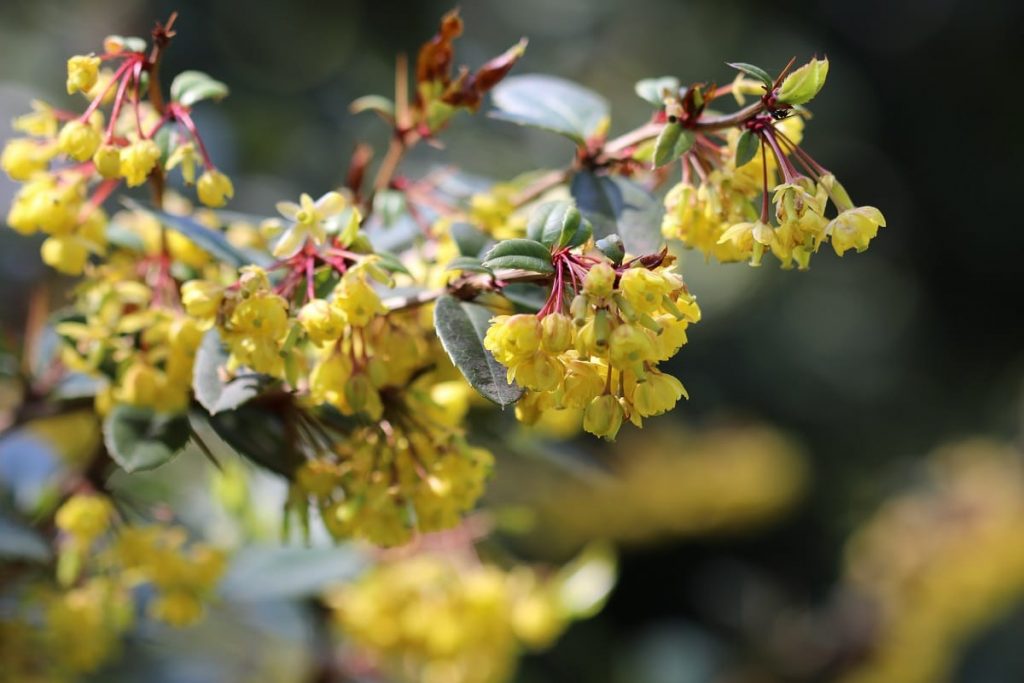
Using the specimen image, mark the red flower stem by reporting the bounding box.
[80,58,135,122]
[172,105,215,169]
[104,69,134,141]
[131,60,145,137]
[760,138,771,224]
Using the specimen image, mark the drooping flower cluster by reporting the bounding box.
[486,252,699,441]
[659,59,886,269]
[328,554,579,683]
[1,20,232,275]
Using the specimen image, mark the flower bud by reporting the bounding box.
[119,139,161,187]
[57,120,102,162]
[41,235,89,274]
[583,262,616,299]
[93,144,121,178]
[66,54,101,95]
[298,299,345,345]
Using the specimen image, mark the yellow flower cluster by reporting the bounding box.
[293,313,494,546]
[840,440,1024,683]
[485,259,699,440]
[57,257,204,414]
[328,555,571,683]
[661,115,886,269]
[2,48,233,275]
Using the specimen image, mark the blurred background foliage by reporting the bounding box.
[1,0,1023,681]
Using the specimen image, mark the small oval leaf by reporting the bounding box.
[653,122,695,168]
[490,74,610,144]
[726,62,774,87]
[735,129,760,168]
[634,76,680,107]
[194,329,263,415]
[170,70,229,107]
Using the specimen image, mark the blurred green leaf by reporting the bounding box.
[349,94,395,120]
[220,545,367,601]
[170,70,230,107]
[0,513,51,563]
[451,222,493,257]
[501,282,549,313]
[570,171,624,241]
[634,76,680,107]
[207,403,303,478]
[103,406,190,473]
[445,256,493,275]
[526,200,591,249]
[490,75,610,144]
[434,295,523,407]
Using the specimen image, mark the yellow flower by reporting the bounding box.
[827,206,886,256]
[66,54,101,95]
[618,267,675,315]
[41,235,90,274]
[165,142,199,184]
[632,370,687,418]
[334,271,386,327]
[180,280,223,320]
[196,169,234,207]
[273,191,347,257]
[57,119,102,162]
[13,99,58,138]
[583,262,616,298]
[484,314,541,364]
[119,139,161,186]
[299,298,346,345]
[1,137,54,180]
[55,493,114,545]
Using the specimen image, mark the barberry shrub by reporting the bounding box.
[0,10,884,682]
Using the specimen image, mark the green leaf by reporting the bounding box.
[444,256,494,275]
[220,545,367,602]
[611,177,663,256]
[0,514,51,563]
[193,330,263,415]
[490,75,610,144]
[103,406,190,473]
[777,57,829,106]
[569,171,624,240]
[170,70,229,107]
[653,122,696,168]
[207,404,303,478]
[482,238,554,274]
[374,250,412,276]
[123,199,270,268]
[451,222,492,257]
[735,129,760,168]
[634,76,680,107]
[372,190,407,228]
[349,94,395,119]
[726,62,774,87]
[433,295,523,407]
[501,282,549,313]
[526,201,591,249]
[596,234,625,264]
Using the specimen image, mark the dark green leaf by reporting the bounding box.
[193,330,263,415]
[482,238,553,274]
[207,404,303,478]
[526,201,590,248]
[433,295,523,407]
[501,283,549,313]
[123,199,270,268]
[726,62,774,87]
[653,122,696,168]
[220,545,366,601]
[735,129,760,168]
[0,514,51,562]
[103,406,190,473]
[570,171,624,240]
[490,75,610,144]
[444,256,494,275]
[170,70,229,107]
[596,234,625,264]
[634,76,680,107]
[372,190,407,229]
[451,222,492,257]
[612,177,664,256]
